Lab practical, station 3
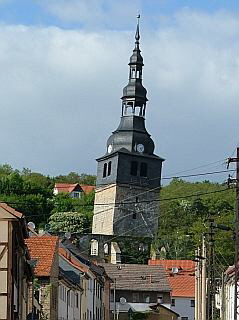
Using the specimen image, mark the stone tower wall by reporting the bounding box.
[92,184,117,235]
[92,183,160,238]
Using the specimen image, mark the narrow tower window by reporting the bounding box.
[140,162,147,177]
[107,161,112,176]
[103,163,107,178]
[130,161,138,176]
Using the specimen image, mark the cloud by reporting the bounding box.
[1,10,239,181]
[38,0,141,29]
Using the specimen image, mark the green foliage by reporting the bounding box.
[157,179,235,265]
[119,238,151,264]
[48,211,87,233]
[54,172,96,185]
[0,163,95,229]
[49,191,94,233]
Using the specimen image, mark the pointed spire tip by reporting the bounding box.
[135,14,140,42]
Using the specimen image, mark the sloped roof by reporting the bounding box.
[148,259,195,298]
[59,246,89,274]
[25,236,58,277]
[0,202,23,218]
[101,263,171,292]
[81,185,95,193]
[54,183,81,193]
[54,183,95,194]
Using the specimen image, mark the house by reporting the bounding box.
[60,240,112,320]
[219,264,236,320]
[0,202,33,320]
[58,252,83,320]
[25,236,59,320]
[149,259,195,320]
[53,183,95,198]
[101,263,172,320]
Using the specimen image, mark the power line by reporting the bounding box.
[1,185,233,213]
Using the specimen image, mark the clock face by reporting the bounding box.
[136,144,144,153]
[107,144,113,153]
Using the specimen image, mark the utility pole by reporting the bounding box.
[113,278,116,320]
[228,147,239,320]
[207,219,216,320]
[195,248,200,320]
[194,236,206,320]
[202,235,207,320]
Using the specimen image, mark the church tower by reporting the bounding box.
[92,19,164,239]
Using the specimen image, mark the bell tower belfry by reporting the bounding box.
[92,18,164,239]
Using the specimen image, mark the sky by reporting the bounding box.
[1,0,239,184]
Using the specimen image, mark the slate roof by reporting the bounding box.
[59,255,82,287]
[25,236,58,277]
[148,259,195,298]
[101,263,171,292]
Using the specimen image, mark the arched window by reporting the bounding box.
[104,243,109,254]
[107,161,112,176]
[103,163,107,178]
[90,239,98,256]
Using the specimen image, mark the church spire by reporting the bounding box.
[121,15,148,118]
[135,14,140,47]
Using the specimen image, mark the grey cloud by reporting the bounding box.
[0,10,239,182]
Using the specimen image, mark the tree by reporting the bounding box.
[54,172,96,185]
[48,211,88,233]
[157,179,235,264]
[49,191,95,234]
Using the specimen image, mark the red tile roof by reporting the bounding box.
[148,259,195,298]
[54,183,95,194]
[80,185,95,194]
[25,236,58,277]
[0,202,23,218]
[54,183,80,193]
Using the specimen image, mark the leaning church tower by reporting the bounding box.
[92,19,164,239]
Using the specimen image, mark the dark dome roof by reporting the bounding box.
[129,48,143,65]
[122,80,147,101]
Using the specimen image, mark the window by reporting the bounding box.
[157,296,163,303]
[68,291,71,306]
[171,298,175,306]
[132,292,140,303]
[140,162,147,177]
[107,161,112,176]
[104,243,109,254]
[181,318,188,320]
[190,299,195,307]
[76,293,79,308]
[91,239,99,255]
[145,296,150,303]
[103,163,107,178]
[130,161,138,176]
[73,192,79,198]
